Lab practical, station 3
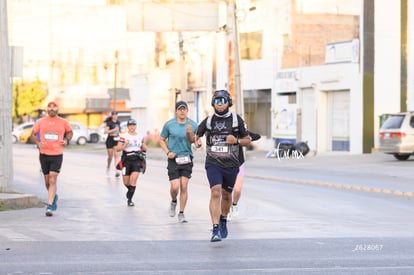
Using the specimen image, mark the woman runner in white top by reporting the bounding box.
[116,119,147,206]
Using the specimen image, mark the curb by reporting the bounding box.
[0,193,43,211]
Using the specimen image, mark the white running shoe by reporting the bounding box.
[169,201,177,217]
[229,205,238,220]
[178,213,187,223]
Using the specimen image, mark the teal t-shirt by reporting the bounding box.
[160,118,198,156]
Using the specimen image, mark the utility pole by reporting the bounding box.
[226,0,244,117]
[362,0,375,153]
[0,0,13,192]
[113,50,118,111]
[401,0,407,112]
[178,31,186,101]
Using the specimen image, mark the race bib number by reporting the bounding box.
[211,145,229,153]
[176,155,191,165]
[44,132,58,141]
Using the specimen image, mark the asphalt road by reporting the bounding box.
[1,144,414,274]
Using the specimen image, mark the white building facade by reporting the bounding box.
[7,0,411,154]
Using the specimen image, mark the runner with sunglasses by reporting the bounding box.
[195,90,251,242]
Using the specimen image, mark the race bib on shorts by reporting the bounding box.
[175,155,191,165]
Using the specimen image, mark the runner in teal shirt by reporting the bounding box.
[159,101,198,223]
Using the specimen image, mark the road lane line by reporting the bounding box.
[245,174,413,199]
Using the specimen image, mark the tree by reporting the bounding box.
[12,79,48,123]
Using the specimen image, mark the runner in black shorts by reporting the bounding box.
[159,101,198,223]
[116,119,147,207]
[195,90,251,242]
[30,101,73,217]
[104,111,121,177]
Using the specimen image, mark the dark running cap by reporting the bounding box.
[213,90,230,99]
[127,119,137,125]
[175,101,188,110]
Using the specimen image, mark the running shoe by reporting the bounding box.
[45,204,53,217]
[127,201,135,207]
[169,201,177,217]
[228,207,233,221]
[178,212,187,223]
[210,225,222,242]
[51,194,59,211]
[219,217,228,239]
[228,205,238,221]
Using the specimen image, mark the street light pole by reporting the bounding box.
[226,0,244,117]
[0,0,13,192]
[113,50,118,111]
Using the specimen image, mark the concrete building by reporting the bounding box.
[232,0,408,154]
[7,0,411,154]
[7,0,156,127]
[271,0,362,153]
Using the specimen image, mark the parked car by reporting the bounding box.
[19,127,34,144]
[69,122,90,145]
[12,122,34,143]
[378,112,414,160]
[88,129,100,143]
[19,121,92,145]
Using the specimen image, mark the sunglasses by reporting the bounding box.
[213,97,228,105]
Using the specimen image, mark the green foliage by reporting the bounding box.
[145,139,160,148]
[12,79,48,123]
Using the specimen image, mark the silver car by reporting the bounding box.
[12,122,34,144]
[378,112,414,160]
[69,122,90,145]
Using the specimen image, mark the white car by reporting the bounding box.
[69,122,91,145]
[379,112,414,160]
[12,122,34,144]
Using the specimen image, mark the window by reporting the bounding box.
[382,115,405,130]
[283,34,291,53]
[410,115,414,128]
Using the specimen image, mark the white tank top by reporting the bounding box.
[119,132,144,152]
